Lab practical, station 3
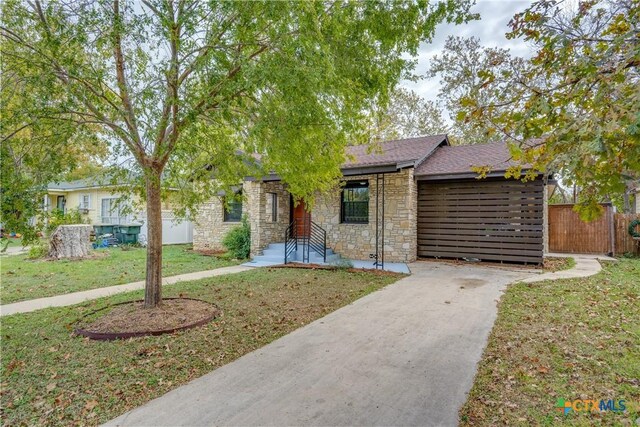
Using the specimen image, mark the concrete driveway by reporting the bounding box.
[107,261,532,427]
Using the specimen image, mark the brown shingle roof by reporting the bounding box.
[414,140,524,177]
[343,135,447,169]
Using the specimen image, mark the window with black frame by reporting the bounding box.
[224,191,243,222]
[341,181,369,223]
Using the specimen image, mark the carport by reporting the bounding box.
[414,141,545,264]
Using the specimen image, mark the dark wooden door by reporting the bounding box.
[293,200,311,237]
[56,196,66,211]
[417,178,544,264]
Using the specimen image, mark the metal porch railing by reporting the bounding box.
[284,218,326,264]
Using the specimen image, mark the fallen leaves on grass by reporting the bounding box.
[543,256,576,272]
[459,259,640,426]
[1,268,398,426]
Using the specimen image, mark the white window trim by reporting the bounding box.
[101,197,132,224]
[79,193,91,209]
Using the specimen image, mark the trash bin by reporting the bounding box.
[93,224,115,236]
[114,224,141,244]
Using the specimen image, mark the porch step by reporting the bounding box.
[252,255,288,263]
[262,247,335,257]
[243,260,284,268]
[261,248,289,257]
[266,243,286,250]
[246,242,342,267]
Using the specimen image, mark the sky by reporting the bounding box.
[402,0,534,103]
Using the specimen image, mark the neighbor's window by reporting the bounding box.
[101,198,131,224]
[224,191,243,222]
[266,192,278,222]
[79,194,91,209]
[341,181,369,224]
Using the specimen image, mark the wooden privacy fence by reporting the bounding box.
[548,204,640,255]
[615,213,640,255]
[548,204,613,254]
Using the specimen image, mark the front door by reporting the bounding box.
[56,196,66,212]
[292,199,311,237]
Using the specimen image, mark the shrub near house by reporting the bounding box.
[222,217,251,259]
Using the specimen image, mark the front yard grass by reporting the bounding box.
[460,258,640,426]
[0,245,238,304]
[0,267,401,426]
[543,256,576,272]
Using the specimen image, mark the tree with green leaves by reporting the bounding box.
[371,88,449,142]
[455,0,640,219]
[1,46,105,248]
[1,0,474,307]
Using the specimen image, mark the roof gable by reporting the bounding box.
[414,140,530,178]
[343,134,448,170]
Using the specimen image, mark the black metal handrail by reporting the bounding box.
[284,219,297,264]
[308,221,326,263]
[284,218,326,264]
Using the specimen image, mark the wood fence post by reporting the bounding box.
[609,205,615,256]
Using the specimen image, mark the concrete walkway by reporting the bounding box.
[107,261,532,427]
[0,265,252,316]
[522,253,613,284]
[0,245,28,256]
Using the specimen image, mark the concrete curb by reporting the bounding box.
[0,265,252,317]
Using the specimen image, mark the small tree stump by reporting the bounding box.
[48,225,92,259]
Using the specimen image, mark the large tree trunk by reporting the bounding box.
[144,170,163,308]
[48,224,92,259]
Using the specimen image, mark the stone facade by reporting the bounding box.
[245,181,290,255]
[312,168,417,263]
[192,194,248,251]
[193,169,418,262]
[193,181,290,256]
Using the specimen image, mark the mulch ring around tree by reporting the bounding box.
[74,298,220,341]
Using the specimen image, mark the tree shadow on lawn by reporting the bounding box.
[1,267,400,426]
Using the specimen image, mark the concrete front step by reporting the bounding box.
[250,242,341,266]
[243,260,284,268]
[252,254,337,264]
[262,246,334,257]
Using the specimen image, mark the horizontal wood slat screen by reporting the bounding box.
[548,204,613,254]
[417,179,544,264]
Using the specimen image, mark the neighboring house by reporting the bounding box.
[46,177,193,244]
[193,135,548,265]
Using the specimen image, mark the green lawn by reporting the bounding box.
[543,256,576,272]
[460,258,640,426]
[0,245,238,304]
[0,267,401,426]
